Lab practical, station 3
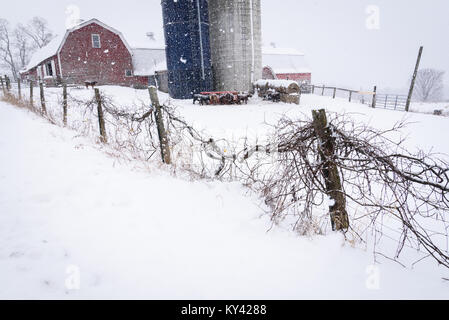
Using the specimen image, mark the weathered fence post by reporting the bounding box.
[332,87,336,99]
[0,77,5,95]
[312,85,315,94]
[18,79,21,100]
[62,84,68,126]
[148,86,171,165]
[394,95,398,110]
[5,75,10,92]
[321,85,325,96]
[384,95,388,109]
[29,81,34,107]
[312,109,349,231]
[405,46,423,112]
[39,81,46,115]
[349,91,353,103]
[371,86,377,108]
[94,88,107,143]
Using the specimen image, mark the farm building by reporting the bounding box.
[262,47,312,85]
[20,19,167,89]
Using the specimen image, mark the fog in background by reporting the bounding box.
[2,0,448,96]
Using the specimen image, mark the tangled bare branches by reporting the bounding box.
[158,103,449,268]
[252,112,449,268]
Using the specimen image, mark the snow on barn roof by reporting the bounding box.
[262,46,312,74]
[123,32,166,50]
[23,34,65,72]
[132,48,167,76]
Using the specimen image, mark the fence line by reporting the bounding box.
[301,83,408,111]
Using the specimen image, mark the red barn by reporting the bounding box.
[20,19,163,88]
[262,47,312,85]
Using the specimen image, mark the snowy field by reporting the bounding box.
[0,86,449,299]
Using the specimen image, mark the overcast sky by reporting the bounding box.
[2,0,448,94]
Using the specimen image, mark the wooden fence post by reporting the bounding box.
[0,77,4,94]
[371,86,377,108]
[148,86,171,165]
[332,87,336,99]
[30,81,34,107]
[312,85,315,94]
[384,95,388,109]
[94,88,107,143]
[349,91,353,102]
[321,85,325,96]
[394,95,398,110]
[18,79,21,100]
[405,46,423,112]
[312,109,349,231]
[63,84,68,126]
[39,81,46,115]
[5,76,10,92]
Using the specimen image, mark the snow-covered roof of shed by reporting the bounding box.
[262,47,311,74]
[124,32,166,50]
[24,34,64,71]
[132,48,167,76]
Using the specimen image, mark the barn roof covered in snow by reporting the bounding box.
[262,47,311,74]
[132,48,167,76]
[23,34,64,72]
[124,32,165,50]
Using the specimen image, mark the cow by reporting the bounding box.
[193,94,211,105]
[84,81,98,89]
[209,94,220,105]
[237,93,252,105]
[264,90,281,103]
[219,93,236,105]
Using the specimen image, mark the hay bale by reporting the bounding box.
[254,79,300,94]
[281,93,300,105]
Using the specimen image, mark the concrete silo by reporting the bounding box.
[208,0,262,92]
[161,0,213,99]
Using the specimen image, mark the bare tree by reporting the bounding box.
[14,27,32,70]
[0,19,18,79]
[18,17,54,49]
[413,68,445,102]
[0,17,55,79]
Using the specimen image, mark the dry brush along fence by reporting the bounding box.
[161,99,449,269]
[1,78,449,269]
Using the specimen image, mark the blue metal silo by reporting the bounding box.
[161,0,213,99]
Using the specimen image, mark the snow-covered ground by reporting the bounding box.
[410,101,449,117]
[1,87,449,299]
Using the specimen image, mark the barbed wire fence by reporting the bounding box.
[1,78,449,271]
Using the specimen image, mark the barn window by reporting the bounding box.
[45,62,53,77]
[92,34,101,48]
[125,70,133,77]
